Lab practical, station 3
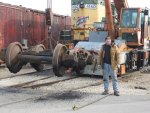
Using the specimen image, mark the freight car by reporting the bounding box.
[0,2,71,63]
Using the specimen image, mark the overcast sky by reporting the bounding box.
[0,0,149,16]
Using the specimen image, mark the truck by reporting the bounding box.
[118,7,150,73]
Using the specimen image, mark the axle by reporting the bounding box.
[5,42,53,73]
[17,54,52,64]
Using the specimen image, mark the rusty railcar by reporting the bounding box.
[0,2,47,49]
[51,14,71,47]
[0,2,71,63]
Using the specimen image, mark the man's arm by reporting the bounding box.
[98,47,103,65]
[115,45,120,65]
[98,51,101,65]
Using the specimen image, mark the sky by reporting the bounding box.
[0,0,149,16]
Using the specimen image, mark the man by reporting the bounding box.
[98,36,120,96]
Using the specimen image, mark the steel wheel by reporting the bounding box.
[30,44,45,72]
[5,42,23,73]
[52,43,68,77]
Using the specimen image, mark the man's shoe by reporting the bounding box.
[102,90,109,95]
[114,91,120,96]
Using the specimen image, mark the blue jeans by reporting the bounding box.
[103,63,119,92]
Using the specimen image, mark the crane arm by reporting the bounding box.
[114,0,128,19]
[105,0,115,40]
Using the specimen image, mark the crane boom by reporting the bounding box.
[104,0,129,40]
[114,0,128,19]
[105,0,115,40]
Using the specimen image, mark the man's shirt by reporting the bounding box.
[103,44,111,64]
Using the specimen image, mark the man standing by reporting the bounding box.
[98,37,120,96]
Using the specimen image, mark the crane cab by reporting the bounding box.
[119,8,150,49]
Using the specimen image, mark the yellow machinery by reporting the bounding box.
[71,0,105,43]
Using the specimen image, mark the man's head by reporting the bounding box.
[105,37,111,45]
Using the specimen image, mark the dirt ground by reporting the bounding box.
[0,65,150,113]
[0,65,150,96]
[77,70,150,96]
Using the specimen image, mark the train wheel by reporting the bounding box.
[5,42,23,73]
[52,43,68,77]
[30,63,44,72]
[30,44,45,72]
[75,69,83,75]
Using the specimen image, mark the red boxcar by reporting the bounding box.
[51,14,71,45]
[0,2,71,63]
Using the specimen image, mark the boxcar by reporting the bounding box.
[0,2,71,63]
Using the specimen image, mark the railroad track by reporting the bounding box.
[0,78,103,108]
[0,68,138,108]
[0,70,104,108]
[5,72,104,89]
[0,68,54,88]
[3,70,130,89]
[0,68,52,80]
[8,76,52,88]
[9,76,79,89]
[0,74,133,108]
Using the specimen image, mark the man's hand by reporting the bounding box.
[117,64,120,68]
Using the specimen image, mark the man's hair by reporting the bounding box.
[105,36,111,41]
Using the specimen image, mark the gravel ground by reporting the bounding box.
[0,66,150,113]
[0,64,51,78]
[76,71,150,95]
[0,66,150,96]
[37,76,100,91]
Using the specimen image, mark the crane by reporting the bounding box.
[105,0,128,40]
[114,0,128,19]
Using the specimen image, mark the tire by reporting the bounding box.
[53,66,65,77]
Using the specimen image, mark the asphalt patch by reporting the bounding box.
[134,86,147,90]
[0,87,37,95]
[35,91,88,102]
[0,88,23,94]
[51,91,86,100]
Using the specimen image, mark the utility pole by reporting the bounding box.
[47,0,52,9]
[46,0,54,52]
